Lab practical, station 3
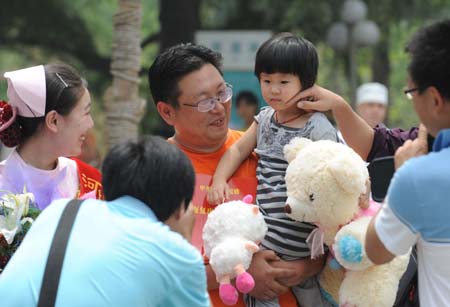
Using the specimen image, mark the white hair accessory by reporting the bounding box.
[55,72,68,88]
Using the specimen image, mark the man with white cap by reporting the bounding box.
[355,82,389,128]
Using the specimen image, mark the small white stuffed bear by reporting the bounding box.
[283,138,410,307]
[203,196,267,306]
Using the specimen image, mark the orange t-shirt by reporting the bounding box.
[173,129,298,307]
[175,129,257,177]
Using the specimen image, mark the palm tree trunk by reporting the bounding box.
[104,0,145,150]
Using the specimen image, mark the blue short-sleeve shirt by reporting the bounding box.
[0,196,209,307]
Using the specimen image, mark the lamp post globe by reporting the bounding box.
[341,0,367,24]
[326,22,349,52]
[353,20,380,46]
[328,0,380,106]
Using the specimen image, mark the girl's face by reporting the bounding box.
[56,88,94,157]
[260,72,302,112]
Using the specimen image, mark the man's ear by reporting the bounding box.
[174,202,186,221]
[45,110,59,133]
[156,101,176,126]
[428,86,450,119]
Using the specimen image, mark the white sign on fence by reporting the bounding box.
[195,30,272,71]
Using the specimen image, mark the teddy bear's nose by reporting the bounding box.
[285,204,292,214]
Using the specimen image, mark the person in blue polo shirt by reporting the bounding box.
[0,136,210,307]
[365,19,450,306]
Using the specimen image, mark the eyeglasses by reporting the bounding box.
[404,87,419,100]
[181,83,233,112]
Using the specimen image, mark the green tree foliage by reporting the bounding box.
[202,0,450,129]
[201,0,336,43]
[1,0,450,137]
[0,0,110,76]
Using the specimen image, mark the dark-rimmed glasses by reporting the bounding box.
[181,83,233,112]
[404,87,419,100]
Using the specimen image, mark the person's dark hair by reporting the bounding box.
[235,91,259,108]
[406,19,450,100]
[102,135,195,221]
[18,63,86,142]
[254,32,318,90]
[148,43,223,108]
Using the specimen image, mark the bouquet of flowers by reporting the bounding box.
[0,189,40,272]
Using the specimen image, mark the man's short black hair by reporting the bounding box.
[235,91,259,108]
[254,32,318,90]
[406,19,450,101]
[148,43,223,108]
[102,135,195,221]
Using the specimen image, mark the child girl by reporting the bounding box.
[208,33,337,307]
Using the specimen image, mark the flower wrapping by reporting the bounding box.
[0,189,40,272]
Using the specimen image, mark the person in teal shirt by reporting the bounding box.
[0,136,210,307]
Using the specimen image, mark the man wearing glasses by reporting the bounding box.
[148,43,324,307]
[365,19,450,306]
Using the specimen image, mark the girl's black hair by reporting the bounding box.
[254,32,318,90]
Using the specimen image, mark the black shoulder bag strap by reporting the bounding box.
[37,198,84,307]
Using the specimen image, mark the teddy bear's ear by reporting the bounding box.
[327,155,368,195]
[284,137,313,163]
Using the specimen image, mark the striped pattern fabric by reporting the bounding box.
[256,152,314,258]
[254,107,338,259]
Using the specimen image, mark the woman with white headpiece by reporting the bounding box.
[0,64,103,210]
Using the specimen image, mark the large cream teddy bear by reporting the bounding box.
[203,196,268,306]
[283,138,409,307]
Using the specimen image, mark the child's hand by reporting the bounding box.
[206,179,230,205]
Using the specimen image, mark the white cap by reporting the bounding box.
[3,65,46,118]
[356,82,388,105]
